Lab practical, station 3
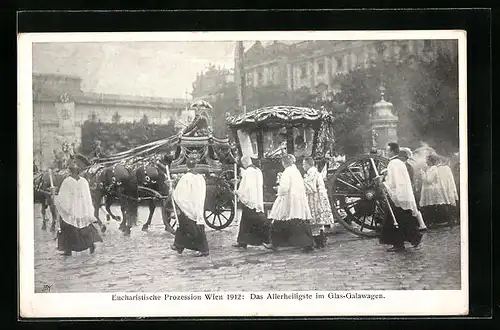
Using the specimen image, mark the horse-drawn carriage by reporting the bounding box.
[33,100,238,235]
[34,102,393,239]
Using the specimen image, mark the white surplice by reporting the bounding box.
[236,166,264,212]
[382,157,419,218]
[173,172,207,225]
[437,164,459,206]
[420,165,458,207]
[268,164,311,221]
[54,176,95,228]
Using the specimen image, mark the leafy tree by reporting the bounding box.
[80,119,180,156]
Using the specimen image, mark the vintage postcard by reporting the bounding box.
[18,30,468,318]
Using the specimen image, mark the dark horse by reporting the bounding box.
[134,154,177,234]
[81,161,139,236]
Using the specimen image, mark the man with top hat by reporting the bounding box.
[52,156,103,256]
[233,155,273,250]
[170,151,210,257]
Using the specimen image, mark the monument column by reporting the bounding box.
[371,86,398,157]
[54,92,76,145]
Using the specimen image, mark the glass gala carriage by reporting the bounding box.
[226,105,390,238]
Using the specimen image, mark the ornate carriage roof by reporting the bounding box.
[189,99,213,110]
[226,105,333,130]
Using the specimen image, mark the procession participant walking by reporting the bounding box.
[302,157,334,249]
[436,155,460,225]
[233,155,272,250]
[170,152,209,257]
[377,143,422,252]
[53,158,103,256]
[268,154,315,253]
[420,153,458,228]
[399,148,427,231]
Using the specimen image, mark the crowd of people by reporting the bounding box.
[46,141,458,258]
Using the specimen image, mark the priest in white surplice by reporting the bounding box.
[378,143,423,252]
[233,156,273,250]
[170,152,209,257]
[268,154,315,253]
[53,159,102,256]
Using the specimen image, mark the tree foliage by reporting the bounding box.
[80,119,179,156]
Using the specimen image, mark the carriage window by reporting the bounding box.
[263,130,286,158]
[250,132,258,157]
[236,129,258,158]
[293,127,314,158]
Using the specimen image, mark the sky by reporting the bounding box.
[32,41,274,99]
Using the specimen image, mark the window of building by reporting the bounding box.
[401,42,408,54]
[270,65,279,84]
[246,72,253,86]
[336,57,343,72]
[317,60,325,75]
[300,64,308,79]
[363,52,370,68]
[350,53,357,69]
[423,40,432,51]
[257,69,264,84]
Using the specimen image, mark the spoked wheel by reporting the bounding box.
[328,154,390,237]
[204,169,237,230]
[204,197,236,230]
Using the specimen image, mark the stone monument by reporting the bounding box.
[371,86,399,157]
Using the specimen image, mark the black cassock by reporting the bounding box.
[379,198,422,248]
[173,209,209,253]
[237,204,271,246]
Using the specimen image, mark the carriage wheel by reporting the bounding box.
[204,198,236,230]
[328,154,390,238]
[203,169,237,230]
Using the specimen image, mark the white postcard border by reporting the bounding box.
[18,30,468,318]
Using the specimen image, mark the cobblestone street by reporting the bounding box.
[33,205,462,293]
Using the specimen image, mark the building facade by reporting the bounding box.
[191,64,235,101]
[242,39,458,97]
[33,73,190,169]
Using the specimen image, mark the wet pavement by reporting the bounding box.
[33,204,462,293]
